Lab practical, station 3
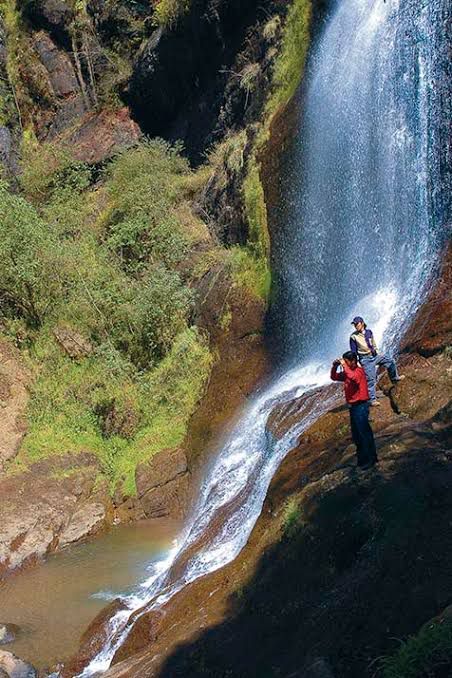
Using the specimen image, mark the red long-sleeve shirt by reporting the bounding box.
[330,362,369,404]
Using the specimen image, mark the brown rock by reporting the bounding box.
[135,448,188,497]
[58,501,107,547]
[33,31,79,97]
[140,473,190,519]
[112,610,162,665]
[53,325,93,359]
[401,242,452,356]
[0,454,113,578]
[135,448,190,519]
[59,108,142,164]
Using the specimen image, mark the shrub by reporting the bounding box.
[0,183,64,326]
[282,497,305,538]
[128,265,194,364]
[381,618,452,678]
[20,137,74,204]
[104,139,191,272]
[154,0,190,28]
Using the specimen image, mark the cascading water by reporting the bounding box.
[78,0,448,674]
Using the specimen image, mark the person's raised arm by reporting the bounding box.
[330,360,345,382]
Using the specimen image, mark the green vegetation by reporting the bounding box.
[2,139,217,493]
[229,247,271,301]
[282,497,305,538]
[241,0,312,304]
[381,618,452,678]
[21,326,212,494]
[269,0,311,114]
[154,0,191,28]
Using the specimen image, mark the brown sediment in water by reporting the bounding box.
[0,518,180,671]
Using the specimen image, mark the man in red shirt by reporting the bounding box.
[330,350,378,469]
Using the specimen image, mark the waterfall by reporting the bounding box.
[78,0,448,674]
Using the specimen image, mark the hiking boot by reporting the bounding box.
[370,400,381,407]
[392,375,406,383]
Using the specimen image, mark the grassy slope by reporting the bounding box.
[0,0,312,498]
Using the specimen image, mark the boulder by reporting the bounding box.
[57,108,141,164]
[0,453,113,578]
[0,623,20,645]
[58,501,107,547]
[0,650,37,678]
[53,326,93,360]
[33,31,79,98]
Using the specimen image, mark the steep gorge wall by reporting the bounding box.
[0,0,315,577]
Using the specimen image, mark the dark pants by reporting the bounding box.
[349,401,378,467]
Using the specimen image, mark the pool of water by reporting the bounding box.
[0,518,180,671]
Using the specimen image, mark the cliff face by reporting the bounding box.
[0,0,310,577]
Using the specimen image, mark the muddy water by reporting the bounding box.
[0,519,179,671]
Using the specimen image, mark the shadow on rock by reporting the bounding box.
[156,417,452,678]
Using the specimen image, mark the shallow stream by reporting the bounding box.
[0,519,179,670]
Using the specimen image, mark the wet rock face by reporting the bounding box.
[135,448,190,519]
[400,242,452,357]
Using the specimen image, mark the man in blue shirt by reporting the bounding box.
[350,316,404,406]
